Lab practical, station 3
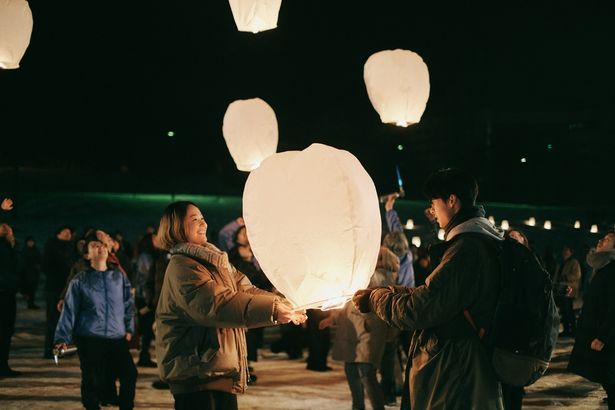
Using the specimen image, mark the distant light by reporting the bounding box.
[574,220,581,229]
[397,144,404,151]
[590,224,598,233]
[405,218,414,229]
[520,157,527,163]
[411,236,421,248]
[547,144,553,150]
[167,131,175,137]
[544,220,552,230]
[437,229,445,241]
[526,217,536,227]
[396,120,409,128]
[501,220,510,230]
[488,216,495,225]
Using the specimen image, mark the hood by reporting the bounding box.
[446,216,505,242]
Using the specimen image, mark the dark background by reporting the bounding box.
[1,1,614,213]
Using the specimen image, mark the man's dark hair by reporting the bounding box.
[82,233,100,256]
[423,168,478,207]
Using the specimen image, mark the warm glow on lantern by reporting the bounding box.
[228,0,282,33]
[526,217,536,227]
[0,0,33,69]
[438,229,445,241]
[243,143,381,310]
[574,220,581,229]
[411,236,421,248]
[222,98,278,172]
[544,220,552,230]
[590,224,598,233]
[501,220,510,230]
[364,49,430,127]
[405,219,414,230]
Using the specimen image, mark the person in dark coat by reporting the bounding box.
[568,230,615,410]
[0,223,20,377]
[353,168,504,410]
[20,237,42,309]
[42,226,75,358]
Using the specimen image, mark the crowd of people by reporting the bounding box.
[0,167,613,410]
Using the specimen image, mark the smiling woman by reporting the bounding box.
[154,201,307,410]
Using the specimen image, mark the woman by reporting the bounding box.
[568,230,615,409]
[155,201,306,410]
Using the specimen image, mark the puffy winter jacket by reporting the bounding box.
[54,268,135,343]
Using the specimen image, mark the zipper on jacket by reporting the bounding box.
[103,271,108,337]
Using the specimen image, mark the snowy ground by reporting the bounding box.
[0,296,608,409]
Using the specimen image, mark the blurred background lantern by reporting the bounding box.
[228,0,282,33]
[590,224,598,233]
[363,49,430,127]
[500,219,510,230]
[222,98,278,172]
[243,143,381,309]
[0,0,33,69]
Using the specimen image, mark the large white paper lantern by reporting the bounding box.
[228,0,282,34]
[0,0,33,69]
[243,143,381,309]
[363,49,430,127]
[222,98,278,172]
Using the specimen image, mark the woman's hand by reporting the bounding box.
[125,333,132,342]
[591,338,604,351]
[318,317,334,330]
[276,303,307,325]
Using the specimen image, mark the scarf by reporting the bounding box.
[169,242,234,275]
[586,248,615,273]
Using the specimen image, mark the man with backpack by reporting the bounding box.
[353,168,505,409]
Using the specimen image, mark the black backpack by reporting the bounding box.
[467,237,560,387]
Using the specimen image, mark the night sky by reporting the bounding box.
[2,1,614,210]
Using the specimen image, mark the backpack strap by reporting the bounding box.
[463,309,486,339]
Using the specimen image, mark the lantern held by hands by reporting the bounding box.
[363,49,430,127]
[222,98,278,172]
[243,143,381,310]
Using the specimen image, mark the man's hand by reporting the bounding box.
[591,338,604,351]
[352,288,374,313]
[385,195,396,212]
[276,303,308,325]
[318,316,334,330]
[1,198,13,211]
[125,333,132,342]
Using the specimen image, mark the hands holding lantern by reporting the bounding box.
[275,300,307,325]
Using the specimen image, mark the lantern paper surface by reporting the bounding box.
[222,98,278,172]
[0,0,33,69]
[364,49,430,127]
[228,0,282,33]
[243,143,381,309]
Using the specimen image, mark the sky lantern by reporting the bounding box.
[243,143,381,310]
[574,220,581,229]
[500,220,510,230]
[544,220,552,230]
[228,0,282,34]
[222,98,278,172]
[363,49,430,127]
[0,0,33,69]
[526,217,536,227]
[590,224,598,233]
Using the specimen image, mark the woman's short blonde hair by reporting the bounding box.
[156,201,197,251]
[378,246,400,273]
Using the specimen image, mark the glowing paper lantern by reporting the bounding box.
[544,220,552,230]
[363,49,430,127]
[243,143,381,309]
[488,216,496,225]
[590,224,598,233]
[411,236,421,248]
[526,217,536,227]
[501,220,510,230]
[0,0,33,69]
[405,219,414,230]
[574,220,581,229]
[228,0,282,33]
[222,98,278,172]
[438,229,445,241]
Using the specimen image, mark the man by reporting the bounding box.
[353,168,504,410]
[553,245,581,337]
[568,230,615,409]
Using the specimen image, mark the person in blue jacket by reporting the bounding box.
[55,235,137,410]
[383,195,415,288]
